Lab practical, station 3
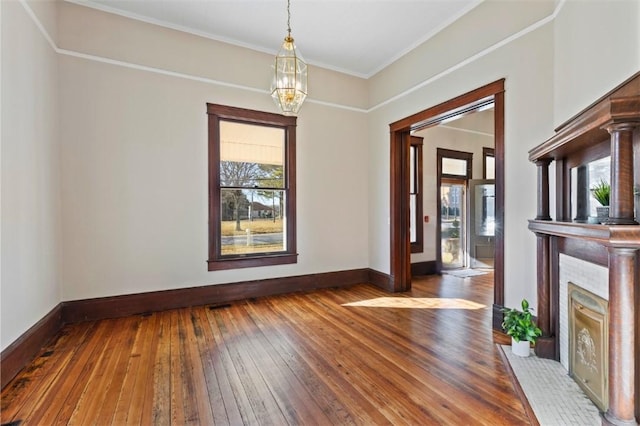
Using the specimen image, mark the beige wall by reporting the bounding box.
[56,5,370,300]
[1,1,61,349]
[554,0,640,127]
[58,56,370,299]
[367,0,557,107]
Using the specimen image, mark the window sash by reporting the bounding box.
[207,104,298,270]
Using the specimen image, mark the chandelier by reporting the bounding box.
[270,0,307,116]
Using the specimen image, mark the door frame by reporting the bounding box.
[389,79,505,329]
[436,148,473,272]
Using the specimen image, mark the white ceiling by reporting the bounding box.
[71,0,482,78]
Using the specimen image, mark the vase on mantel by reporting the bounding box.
[511,338,531,357]
[596,206,609,224]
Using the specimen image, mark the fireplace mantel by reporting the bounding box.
[528,71,640,426]
[529,220,640,247]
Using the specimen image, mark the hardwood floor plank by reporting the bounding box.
[150,311,172,426]
[0,323,91,423]
[180,309,215,425]
[304,289,513,424]
[246,299,384,425]
[66,316,138,425]
[243,300,357,425]
[275,293,445,424]
[1,273,531,425]
[110,316,145,425]
[259,296,396,425]
[23,320,114,425]
[322,278,528,422]
[191,307,234,425]
[230,302,335,425]
[91,316,139,424]
[168,310,187,425]
[212,307,289,425]
[126,313,161,426]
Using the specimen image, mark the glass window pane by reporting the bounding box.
[474,184,495,236]
[410,194,417,243]
[485,156,495,180]
[220,189,285,256]
[220,120,285,189]
[442,158,467,176]
[410,146,416,194]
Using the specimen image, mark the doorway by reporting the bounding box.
[436,147,473,271]
[389,79,505,329]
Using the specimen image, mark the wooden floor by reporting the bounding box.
[1,272,530,425]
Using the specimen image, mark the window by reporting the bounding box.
[483,147,495,179]
[409,136,423,253]
[207,104,297,270]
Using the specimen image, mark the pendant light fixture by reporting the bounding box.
[270,0,307,116]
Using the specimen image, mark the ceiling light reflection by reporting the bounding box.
[342,297,486,310]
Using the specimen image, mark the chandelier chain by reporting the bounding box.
[287,0,291,36]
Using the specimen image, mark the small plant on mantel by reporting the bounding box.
[591,180,610,223]
[501,299,542,357]
[591,179,610,206]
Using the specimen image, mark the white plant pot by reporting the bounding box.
[511,338,531,357]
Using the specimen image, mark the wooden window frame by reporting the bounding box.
[410,136,424,253]
[438,148,473,180]
[207,103,298,271]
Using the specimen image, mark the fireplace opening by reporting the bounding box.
[568,283,609,412]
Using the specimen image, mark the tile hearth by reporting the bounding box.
[500,345,601,425]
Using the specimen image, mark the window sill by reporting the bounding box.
[208,253,298,271]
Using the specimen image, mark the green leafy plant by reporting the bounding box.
[591,179,610,206]
[501,299,542,343]
[449,218,460,238]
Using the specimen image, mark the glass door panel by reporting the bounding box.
[440,181,465,269]
[469,180,495,269]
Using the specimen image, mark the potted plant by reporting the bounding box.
[501,299,542,357]
[591,179,610,223]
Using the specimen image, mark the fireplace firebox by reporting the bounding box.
[568,283,609,411]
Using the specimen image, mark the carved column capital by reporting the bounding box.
[604,122,639,134]
[534,158,552,167]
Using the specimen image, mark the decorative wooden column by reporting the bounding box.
[534,159,555,359]
[604,247,637,426]
[604,123,637,225]
[536,159,552,221]
[574,165,589,222]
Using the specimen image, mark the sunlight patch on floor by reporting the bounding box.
[342,297,486,309]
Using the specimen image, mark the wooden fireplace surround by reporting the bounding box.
[528,71,640,426]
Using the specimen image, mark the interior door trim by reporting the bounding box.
[388,79,505,326]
